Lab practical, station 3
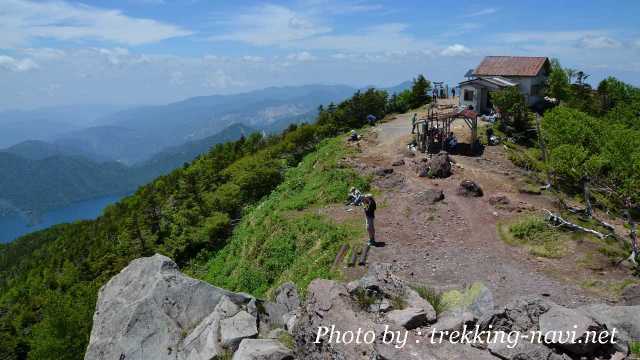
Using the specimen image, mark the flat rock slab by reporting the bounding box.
[387,307,431,330]
[232,339,293,360]
[221,311,259,350]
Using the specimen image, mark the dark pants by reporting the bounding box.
[366,216,375,242]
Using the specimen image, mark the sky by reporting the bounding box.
[1,0,639,110]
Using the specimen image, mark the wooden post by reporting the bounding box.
[582,176,592,218]
[625,209,638,265]
[348,246,361,267]
[358,245,370,266]
[332,244,349,270]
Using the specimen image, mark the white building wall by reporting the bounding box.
[459,85,478,110]
[503,74,547,105]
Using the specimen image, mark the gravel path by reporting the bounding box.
[340,112,620,308]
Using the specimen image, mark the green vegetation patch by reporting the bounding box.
[411,285,447,315]
[498,216,569,258]
[204,138,369,297]
[630,341,640,358]
[580,278,639,298]
[440,282,486,311]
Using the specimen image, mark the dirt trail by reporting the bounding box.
[339,110,631,308]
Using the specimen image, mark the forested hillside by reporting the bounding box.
[0,124,256,215]
[0,153,136,214]
[0,87,394,360]
[500,67,640,211]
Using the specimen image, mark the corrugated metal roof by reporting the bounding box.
[484,76,519,87]
[458,76,518,89]
[474,56,549,77]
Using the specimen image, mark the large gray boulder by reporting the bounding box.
[539,305,606,356]
[294,279,382,360]
[84,254,251,360]
[232,339,293,360]
[579,303,640,353]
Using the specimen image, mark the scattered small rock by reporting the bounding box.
[374,167,394,176]
[457,180,483,197]
[488,194,510,206]
[414,189,445,204]
[391,159,405,166]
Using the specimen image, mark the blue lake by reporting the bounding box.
[0,194,124,244]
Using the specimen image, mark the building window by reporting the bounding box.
[463,89,474,101]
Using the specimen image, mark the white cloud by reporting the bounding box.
[0,0,192,48]
[286,51,316,62]
[21,47,66,60]
[0,55,39,72]
[209,4,331,46]
[242,55,265,63]
[462,8,498,18]
[299,23,434,53]
[440,44,471,56]
[202,69,244,89]
[576,35,621,49]
[495,30,607,44]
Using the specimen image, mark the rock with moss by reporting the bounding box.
[441,282,494,319]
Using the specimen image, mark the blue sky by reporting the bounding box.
[1,0,639,110]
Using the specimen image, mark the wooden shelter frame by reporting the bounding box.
[414,106,478,154]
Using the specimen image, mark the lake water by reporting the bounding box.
[0,194,124,244]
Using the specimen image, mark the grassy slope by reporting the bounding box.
[199,137,370,297]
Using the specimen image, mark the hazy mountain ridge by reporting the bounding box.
[0,123,258,214]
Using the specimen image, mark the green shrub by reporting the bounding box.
[630,341,640,358]
[499,216,568,258]
[411,285,447,315]
[390,295,407,310]
[353,288,379,310]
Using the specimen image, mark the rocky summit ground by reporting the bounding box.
[335,106,636,308]
[84,106,640,360]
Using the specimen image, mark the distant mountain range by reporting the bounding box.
[0,104,130,148]
[0,82,411,214]
[81,84,355,163]
[0,123,258,214]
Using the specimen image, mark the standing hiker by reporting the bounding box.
[363,195,377,246]
[411,113,417,134]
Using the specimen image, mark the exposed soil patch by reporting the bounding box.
[336,111,635,307]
